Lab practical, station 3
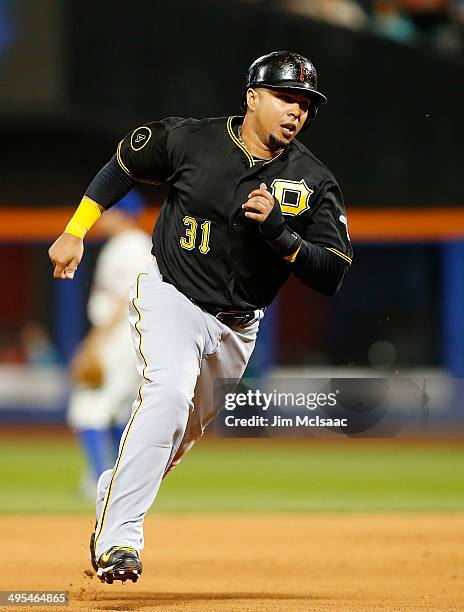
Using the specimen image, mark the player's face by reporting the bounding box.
[250,88,310,150]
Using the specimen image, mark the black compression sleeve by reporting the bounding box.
[292,241,348,296]
[85,155,136,210]
[259,200,302,256]
[258,197,348,295]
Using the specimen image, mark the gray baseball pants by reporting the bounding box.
[94,257,261,558]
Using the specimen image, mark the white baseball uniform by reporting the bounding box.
[94,256,262,557]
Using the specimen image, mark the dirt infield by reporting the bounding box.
[0,514,462,611]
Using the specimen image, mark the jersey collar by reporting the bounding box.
[227,116,254,168]
[226,116,287,169]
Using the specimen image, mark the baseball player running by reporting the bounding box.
[49,51,353,584]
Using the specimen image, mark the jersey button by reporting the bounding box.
[232,221,238,227]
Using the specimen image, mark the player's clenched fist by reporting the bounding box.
[48,232,84,280]
[242,183,275,223]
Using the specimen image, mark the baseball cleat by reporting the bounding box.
[96,546,142,584]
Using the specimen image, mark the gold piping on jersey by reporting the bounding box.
[116,140,162,186]
[95,272,150,551]
[116,141,135,178]
[325,246,352,265]
[227,116,254,168]
[227,116,287,167]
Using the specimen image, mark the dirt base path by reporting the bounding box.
[0,514,462,611]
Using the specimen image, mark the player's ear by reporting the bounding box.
[246,88,257,112]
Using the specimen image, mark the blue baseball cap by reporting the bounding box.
[113,189,144,216]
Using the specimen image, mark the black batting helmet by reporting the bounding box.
[241,51,327,121]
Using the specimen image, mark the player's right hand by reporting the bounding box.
[48,232,84,280]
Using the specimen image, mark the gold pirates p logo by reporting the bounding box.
[271,179,313,216]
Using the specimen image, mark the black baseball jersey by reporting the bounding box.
[116,116,353,310]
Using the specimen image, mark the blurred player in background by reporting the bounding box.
[67,191,152,496]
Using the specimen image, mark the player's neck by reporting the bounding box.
[240,116,282,160]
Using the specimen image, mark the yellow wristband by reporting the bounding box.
[65,197,102,239]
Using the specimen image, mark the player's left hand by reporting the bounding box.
[242,183,275,223]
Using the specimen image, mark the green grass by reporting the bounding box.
[0,437,463,513]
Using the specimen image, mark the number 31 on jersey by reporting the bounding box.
[180,216,211,254]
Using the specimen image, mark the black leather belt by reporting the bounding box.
[198,303,257,328]
[161,279,258,327]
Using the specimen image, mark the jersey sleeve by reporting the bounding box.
[304,181,353,266]
[116,120,173,184]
